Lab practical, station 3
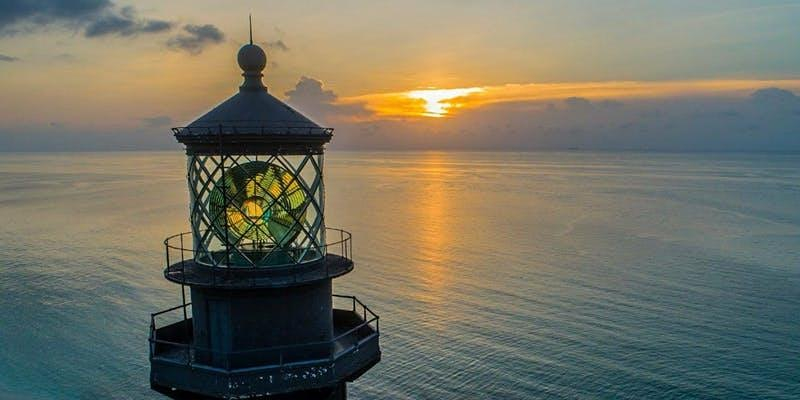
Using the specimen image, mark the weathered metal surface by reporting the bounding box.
[164,255,352,289]
[150,307,380,398]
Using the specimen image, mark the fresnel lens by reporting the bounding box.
[209,161,307,247]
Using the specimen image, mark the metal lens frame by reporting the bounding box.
[188,153,325,267]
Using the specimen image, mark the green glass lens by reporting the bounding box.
[208,161,307,246]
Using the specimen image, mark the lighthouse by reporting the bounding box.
[148,27,381,399]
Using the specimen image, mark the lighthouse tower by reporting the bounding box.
[148,29,380,399]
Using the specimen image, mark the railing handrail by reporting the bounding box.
[163,227,352,270]
[172,125,334,136]
[164,228,351,250]
[166,316,380,357]
[151,302,192,318]
[150,295,378,360]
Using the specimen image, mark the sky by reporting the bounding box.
[0,0,799,151]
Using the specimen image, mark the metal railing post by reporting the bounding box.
[181,288,188,321]
[180,234,186,281]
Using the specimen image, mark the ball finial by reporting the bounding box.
[238,44,267,74]
[237,16,267,90]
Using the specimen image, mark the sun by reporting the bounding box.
[406,87,484,117]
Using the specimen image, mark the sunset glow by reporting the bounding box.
[337,79,800,121]
[1,1,799,151]
[406,88,485,117]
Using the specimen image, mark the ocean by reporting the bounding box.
[0,151,798,399]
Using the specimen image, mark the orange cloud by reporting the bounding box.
[339,79,800,119]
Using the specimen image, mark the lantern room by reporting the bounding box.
[176,42,331,269]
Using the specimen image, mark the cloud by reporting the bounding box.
[562,97,624,113]
[2,78,798,152]
[84,6,172,37]
[345,79,800,119]
[564,96,594,111]
[0,124,176,151]
[597,99,624,109]
[286,76,337,105]
[284,76,368,124]
[265,40,289,52]
[140,115,173,128]
[0,0,109,33]
[0,54,19,62]
[749,87,800,110]
[52,52,75,61]
[0,1,172,38]
[327,86,800,151]
[167,24,224,55]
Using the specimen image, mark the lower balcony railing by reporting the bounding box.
[149,295,379,372]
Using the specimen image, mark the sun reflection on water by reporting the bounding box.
[411,152,454,305]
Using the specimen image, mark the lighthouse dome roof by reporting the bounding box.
[174,42,331,153]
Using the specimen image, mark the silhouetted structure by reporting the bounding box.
[148,29,380,400]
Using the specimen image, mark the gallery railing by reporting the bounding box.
[172,125,334,136]
[149,295,379,371]
[164,227,352,270]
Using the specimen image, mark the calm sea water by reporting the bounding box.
[0,151,798,399]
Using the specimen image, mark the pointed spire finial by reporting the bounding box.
[238,14,266,91]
